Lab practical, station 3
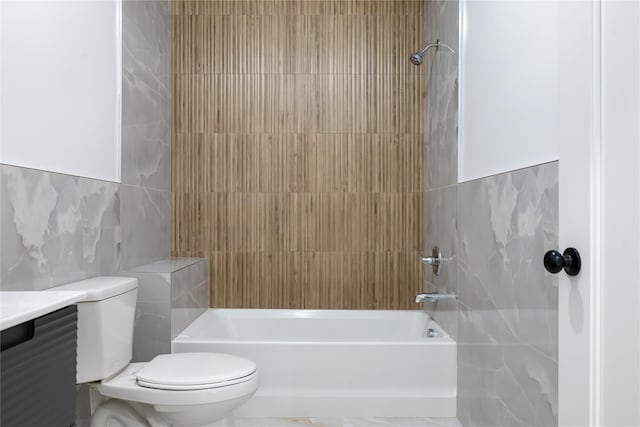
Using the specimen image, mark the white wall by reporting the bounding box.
[0,1,121,182]
[458,1,560,182]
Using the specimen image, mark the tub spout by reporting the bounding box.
[415,292,457,303]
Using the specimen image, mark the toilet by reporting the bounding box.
[52,276,258,427]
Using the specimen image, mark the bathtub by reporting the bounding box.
[172,309,456,417]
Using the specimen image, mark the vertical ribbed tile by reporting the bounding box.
[172,0,425,309]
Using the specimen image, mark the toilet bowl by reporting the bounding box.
[91,354,259,427]
[51,277,259,427]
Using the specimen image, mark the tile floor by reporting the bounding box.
[233,418,462,427]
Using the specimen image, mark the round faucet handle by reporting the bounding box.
[420,246,444,276]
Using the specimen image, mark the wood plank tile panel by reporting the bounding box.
[172,0,426,309]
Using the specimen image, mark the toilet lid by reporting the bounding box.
[135,353,257,391]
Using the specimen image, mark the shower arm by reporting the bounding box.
[418,40,455,55]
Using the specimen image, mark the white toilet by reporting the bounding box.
[52,276,258,427]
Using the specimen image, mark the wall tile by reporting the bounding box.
[458,339,557,427]
[121,72,171,191]
[128,267,173,362]
[171,258,209,337]
[0,165,120,290]
[172,1,426,310]
[120,0,172,270]
[122,0,171,191]
[422,0,460,340]
[456,162,559,427]
[120,184,170,270]
[126,257,209,361]
[423,184,458,338]
[131,256,205,273]
[424,0,459,190]
[134,300,172,361]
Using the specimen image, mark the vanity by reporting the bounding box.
[0,292,86,427]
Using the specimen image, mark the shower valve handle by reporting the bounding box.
[421,256,441,265]
[420,246,445,276]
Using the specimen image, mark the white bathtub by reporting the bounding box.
[172,309,456,417]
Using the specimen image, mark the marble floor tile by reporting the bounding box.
[343,418,462,427]
[233,419,461,427]
[233,418,342,427]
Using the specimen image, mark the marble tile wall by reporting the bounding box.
[423,185,458,338]
[121,0,171,270]
[0,165,121,290]
[127,257,209,362]
[422,0,460,337]
[171,258,209,338]
[424,0,459,191]
[120,185,170,269]
[456,163,559,427]
[128,268,172,360]
[423,1,559,426]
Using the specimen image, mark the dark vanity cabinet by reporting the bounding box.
[1,305,78,427]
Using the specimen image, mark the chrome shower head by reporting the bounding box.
[409,40,455,66]
[410,52,423,66]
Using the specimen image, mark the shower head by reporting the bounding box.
[409,40,455,66]
[410,52,424,66]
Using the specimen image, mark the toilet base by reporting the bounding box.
[89,397,244,427]
[90,400,155,427]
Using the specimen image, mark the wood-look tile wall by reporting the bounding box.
[172,0,425,309]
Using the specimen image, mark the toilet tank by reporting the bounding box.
[52,277,138,383]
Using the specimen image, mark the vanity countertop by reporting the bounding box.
[0,291,87,331]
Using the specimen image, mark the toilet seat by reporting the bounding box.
[135,353,256,391]
[97,358,259,407]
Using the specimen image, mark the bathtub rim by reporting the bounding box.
[173,308,453,345]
